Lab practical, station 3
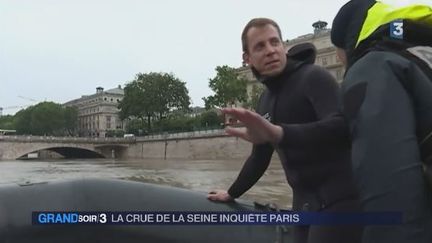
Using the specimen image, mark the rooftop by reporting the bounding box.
[105,87,124,95]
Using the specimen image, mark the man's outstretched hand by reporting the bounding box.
[222,108,283,145]
[207,190,234,202]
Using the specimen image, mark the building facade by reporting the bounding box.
[64,86,125,137]
[238,22,345,107]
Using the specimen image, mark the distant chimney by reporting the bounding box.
[96,87,104,94]
[312,20,328,34]
[118,85,122,89]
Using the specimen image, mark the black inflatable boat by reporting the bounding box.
[0,179,292,243]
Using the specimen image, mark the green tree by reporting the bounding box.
[154,114,195,133]
[29,102,65,135]
[118,80,150,131]
[203,65,248,109]
[63,106,78,136]
[105,129,125,137]
[14,102,78,136]
[0,115,15,130]
[14,106,35,135]
[244,84,265,110]
[125,118,147,135]
[199,110,223,128]
[119,72,191,132]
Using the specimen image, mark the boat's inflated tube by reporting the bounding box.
[0,179,292,243]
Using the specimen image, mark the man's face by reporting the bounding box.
[243,24,287,77]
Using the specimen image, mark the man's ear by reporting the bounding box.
[242,52,250,65]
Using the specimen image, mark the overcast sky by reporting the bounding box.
[0,0,349,115]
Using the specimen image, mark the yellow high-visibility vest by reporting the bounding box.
[356,0,432,48]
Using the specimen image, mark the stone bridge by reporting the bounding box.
[0,135,136,160]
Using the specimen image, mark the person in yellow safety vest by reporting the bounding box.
[331,0,432,242]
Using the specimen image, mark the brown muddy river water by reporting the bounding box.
[0,158,293,208]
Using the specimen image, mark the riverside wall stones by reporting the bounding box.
[127,135,253,160]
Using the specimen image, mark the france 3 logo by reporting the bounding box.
[33,212,107,224]
[390,20,404,39]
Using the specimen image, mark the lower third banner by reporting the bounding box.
[32,211,402,225]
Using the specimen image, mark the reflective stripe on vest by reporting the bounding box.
[356,0,432,48]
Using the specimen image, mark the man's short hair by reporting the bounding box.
[241,18,283,53]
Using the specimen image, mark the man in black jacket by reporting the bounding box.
[207,18,362,243]
[331,0,432,242]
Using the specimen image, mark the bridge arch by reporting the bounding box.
[16,145,105,160]
[0,136,133,160]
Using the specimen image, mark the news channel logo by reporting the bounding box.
[390,19,404,39]
[34,212,107,224]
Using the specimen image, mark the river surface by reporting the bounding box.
[0,158,293,208]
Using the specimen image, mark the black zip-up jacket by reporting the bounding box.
[228,43,358,210]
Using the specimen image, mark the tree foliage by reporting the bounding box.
[118,72,191,132]
[203,65,248,109]
[125,118,147,136]
[0,115,15,130]
[63,106,78,135]
[105,129,125,138]
[244,84,265,110]
[153,115,195,133]
[199,110,223,127]
[13,102,78,136]
[123,110,223,135]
